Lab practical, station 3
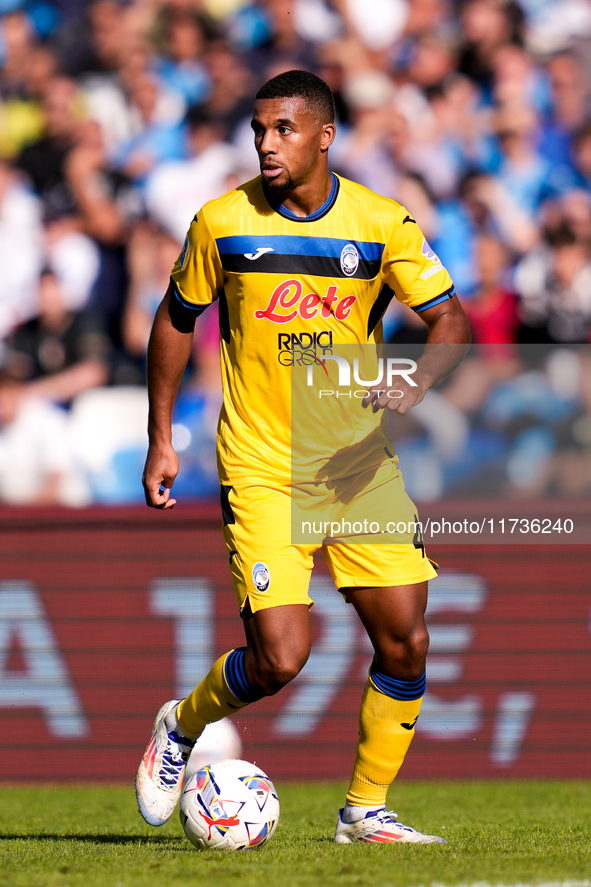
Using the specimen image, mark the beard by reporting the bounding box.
[266,171,296,195]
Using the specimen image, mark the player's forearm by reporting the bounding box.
[146,292,194,445]
[416,298,471,390]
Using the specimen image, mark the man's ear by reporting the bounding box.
[320,122,336,152]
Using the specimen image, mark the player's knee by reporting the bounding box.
[408,625,429,658]
[251,653,307,696]
[377,626,429,679]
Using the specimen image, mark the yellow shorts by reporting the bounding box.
[221,462,437,614]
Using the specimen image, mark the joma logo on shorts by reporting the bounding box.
[255,279,357,324]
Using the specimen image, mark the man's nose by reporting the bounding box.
[259,130,277,155]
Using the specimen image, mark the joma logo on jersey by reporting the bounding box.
[255,279,356,324]
[277,331,333,366]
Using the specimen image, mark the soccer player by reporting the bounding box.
[136,70,470,844]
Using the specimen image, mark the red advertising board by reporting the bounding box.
[0,505,590,783]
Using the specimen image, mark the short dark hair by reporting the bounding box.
[255,70,335,123]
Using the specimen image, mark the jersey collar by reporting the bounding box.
[262,171,340,222]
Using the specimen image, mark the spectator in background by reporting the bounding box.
[145,106,238,243]
[64,119,133,246]
[0,12,50,159]
[491,43,547,115]
[405,35,457,92]
[461,169,538,252]
[115,49,186,184]
[540,188,591,248]
[540,51,590,169]
[0,10,38,98]
[560,189,591,245]
[74,2,138,158]
[401,0,449,44]
[395,81,466,200]
[431,168,538,296]
[153,7,211,106]
[331,69,398,196]
[5,267,111,405]
[458,0,525,95]
[63,117,140,374]
[515,224,591,343]
[573,122,591,192]
[490,105,552,215]
[86,0,132,74]
[122,221,181,361]
[201,44,255,139]
[465,234,518,344]
[0,158,43,341]
[16,75,82,217]
[43,213,101,312]
[242,0,317,75]
[0,372,89,506]
[122,218,221,400]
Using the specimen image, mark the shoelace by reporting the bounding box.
[159,732,191,788]
[375,810,417,833]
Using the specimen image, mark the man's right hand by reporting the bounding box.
[142,442,179,509]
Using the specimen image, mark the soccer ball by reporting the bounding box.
[179,759,280,850]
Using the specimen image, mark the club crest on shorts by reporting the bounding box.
[340,243,359,276]
[252,562,271,592]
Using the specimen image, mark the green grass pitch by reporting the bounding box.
[0,781,590,887]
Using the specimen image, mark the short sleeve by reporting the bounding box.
[382,206,455,313]
[170,209,224,311]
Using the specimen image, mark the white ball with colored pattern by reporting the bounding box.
[179,759,280,850]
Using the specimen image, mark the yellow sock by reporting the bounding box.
[176,650,250,739]
[346,675,423,808]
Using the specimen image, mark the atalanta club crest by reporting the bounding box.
[252,562,271,592]
[340,243,359,276]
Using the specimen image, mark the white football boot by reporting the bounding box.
[334,808,448,844]
[136,700,195,826]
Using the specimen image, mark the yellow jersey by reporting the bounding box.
[170,173,454,485]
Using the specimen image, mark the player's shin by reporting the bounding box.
[345,666,425,809]
[176,647,265,738]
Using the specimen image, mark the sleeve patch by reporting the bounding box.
[179,236,190,271]
[419,238,443,280]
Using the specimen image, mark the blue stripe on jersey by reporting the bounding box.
[215,234,385,263]
[413,287,455,313]
[170,278,209,313]
[370,662,426,701]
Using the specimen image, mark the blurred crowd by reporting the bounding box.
[0,0,590,505]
